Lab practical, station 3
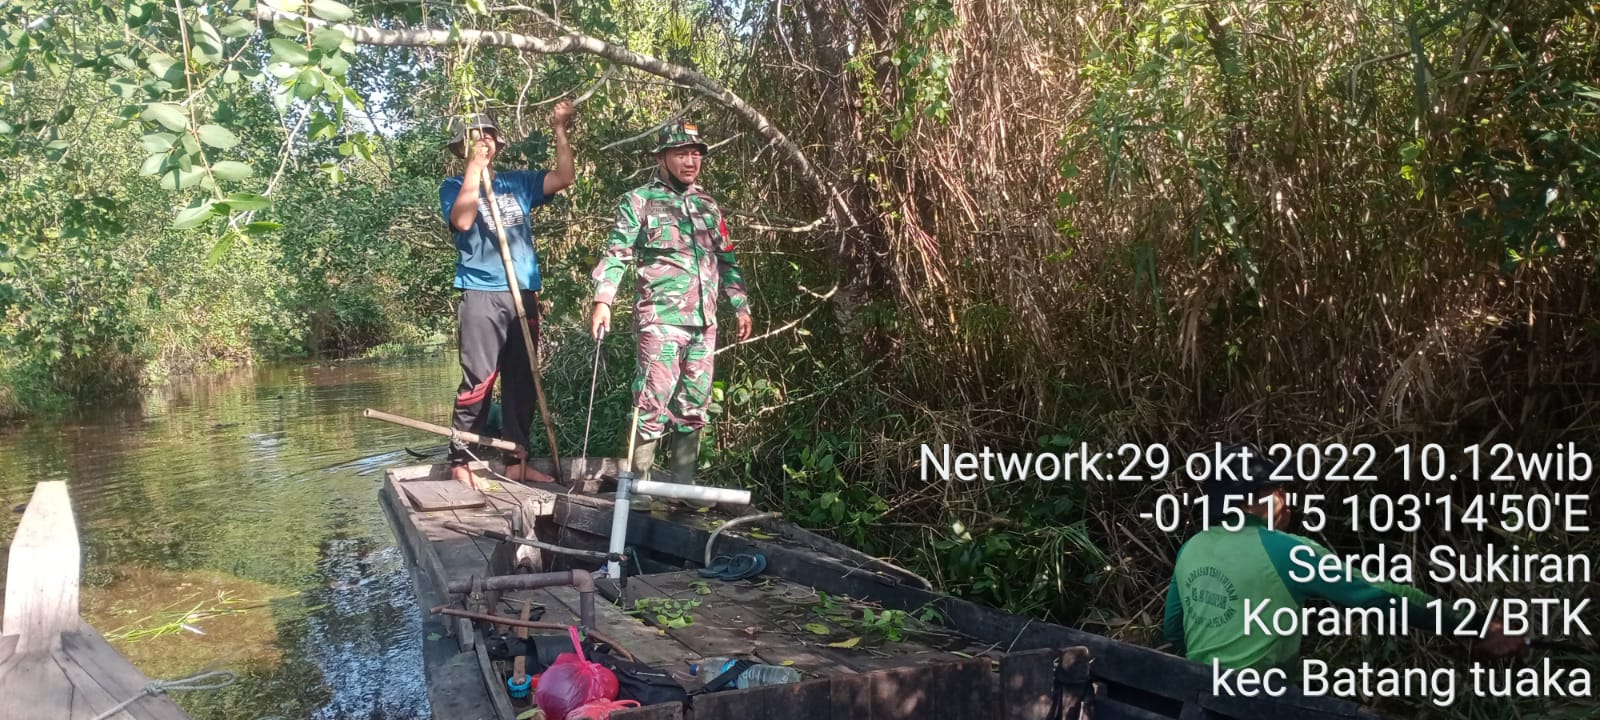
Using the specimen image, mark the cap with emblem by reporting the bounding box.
[651,121,710,156]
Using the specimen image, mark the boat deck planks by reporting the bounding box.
[536,586,694,669]
[621,571,995,678]
[403,478,489,511]
[385,462,1396,720]
[381,465,562,720]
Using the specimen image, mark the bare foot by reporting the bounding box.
[504,463,557,484]
[450,464,488,491]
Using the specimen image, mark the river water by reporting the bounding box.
[0,351,468,719]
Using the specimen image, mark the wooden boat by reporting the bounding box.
[0,482,197,720]
[381,459,1390,720]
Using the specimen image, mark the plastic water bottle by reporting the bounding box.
[689,657,802,688]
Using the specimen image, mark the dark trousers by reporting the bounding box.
[450,289,539,466]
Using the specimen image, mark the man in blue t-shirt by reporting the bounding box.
[439,102,576,486]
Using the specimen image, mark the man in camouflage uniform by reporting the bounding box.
[590,121,752,487]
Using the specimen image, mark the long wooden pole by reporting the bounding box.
[363,408,521,453]
[472,130,562,479]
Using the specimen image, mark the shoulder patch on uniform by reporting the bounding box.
[718,216,734,251]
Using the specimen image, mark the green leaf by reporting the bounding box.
[140,133,176,153]
[195,19,225,62]
[0,120,13,135]
[220,17,255,38]
[312,27,346,52]
[172,201,217,230]
[223,68,241,84]
[803,623,830,635]
[311,0,355,21]
[142,103,189,131]
[0,260,15,275]
[204,233,236,266]
[210,160,254,181]
[294,68,323,99]
[43,140,70,161]
[146,52,183,83]
[244,221,282,233]
[197,124,240,149]
[126,2,158,27]
[266,62,298,80]
[516,710,540,720]
[268,38,309,66]
[220,193,270,212]
[108,77,141,98]
[139,153,168,176]
[159,166,206,190]
[320,53,349,76]
[273,18,307,36]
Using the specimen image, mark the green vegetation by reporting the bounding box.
[1,1,1595,717]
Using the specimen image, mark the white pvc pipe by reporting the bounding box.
[606,475,633,579]
[633,479,751,505]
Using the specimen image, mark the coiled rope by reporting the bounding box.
[91,669,237,720]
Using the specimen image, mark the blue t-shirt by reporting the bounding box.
[439,169,553,292]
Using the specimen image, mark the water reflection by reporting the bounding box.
[0,351,463,719]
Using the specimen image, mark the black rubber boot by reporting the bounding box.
[667,428,702,485]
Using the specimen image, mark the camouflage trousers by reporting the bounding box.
[633,324,717,441]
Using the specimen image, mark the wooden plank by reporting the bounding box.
[58,626,189,720]
[690,676,832,719]
[404,479,488,511]
[997,647,1091,720]
[857,656,993,720]
[562,502,1386,719]
[475,633,517,720]
[540,586,695,670]
[620,574,760,665]
[639,571,986,675]
[621,572,874,677]
[629,573,871,675]
[998,649,1060,720]
[686,684,769,716]
[381,475,470,652]
[4,482,79,653]
[827,672,873,718]
[0,652,77,720]
[50,644,139,720]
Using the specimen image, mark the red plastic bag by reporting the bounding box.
[535,626,619,719]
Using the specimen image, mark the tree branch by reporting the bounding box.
[251,3,853,228]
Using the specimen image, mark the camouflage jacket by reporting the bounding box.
[592,177,750,327]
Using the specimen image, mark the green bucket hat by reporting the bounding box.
[446,112,509,158]
[652,121,710,155]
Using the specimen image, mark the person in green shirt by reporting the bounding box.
[1163,443,1526,671]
